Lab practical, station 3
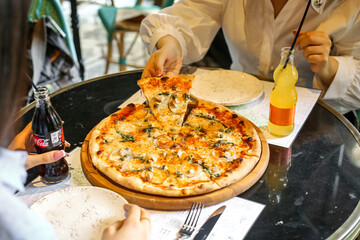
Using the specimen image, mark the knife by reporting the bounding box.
[193,205,226,240]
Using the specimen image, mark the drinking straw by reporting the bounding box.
[283,0,312,69]
[25,73,39,92]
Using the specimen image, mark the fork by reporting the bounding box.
[177,202,204,239]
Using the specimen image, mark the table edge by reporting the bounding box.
[16,70,143,121]
[16,71,360,239]
[318,100,360,240]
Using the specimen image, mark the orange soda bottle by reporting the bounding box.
[268,47,298,137]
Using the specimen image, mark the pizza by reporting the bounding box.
[137,75,194,135]
[88,75,261,197]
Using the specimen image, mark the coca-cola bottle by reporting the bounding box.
[32,86,69,183]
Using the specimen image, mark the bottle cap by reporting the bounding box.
[34,86,49,100]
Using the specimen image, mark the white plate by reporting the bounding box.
[30,186,128,240]
[191,69,264,106]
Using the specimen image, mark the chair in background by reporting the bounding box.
[98,0,174,73]
[29,0,85,80]
[29,0,78,63]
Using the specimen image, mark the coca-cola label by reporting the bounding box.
[33,128,63,149]
[33,135,50,148]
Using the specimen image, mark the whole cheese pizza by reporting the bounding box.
[89,75,261,197]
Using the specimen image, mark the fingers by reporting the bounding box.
[123,203,141,221]
[142,35,182,78]
[302,45,328,61]
[123,204,151,237]
[123,203,151,228]
[124,204,151,231]
[295,31,331,50]
[154,51,169,75]
[294,31,332,74]
[105,220,125,233]
[147,51,165,77]
[60,122,71,148]
[25,150,66,170]
[101,220,125,239]
[141,68,152,79]
[65,141,71,148]
[142,53,162,78]
[139,207,151,227]
[101,204,151,240]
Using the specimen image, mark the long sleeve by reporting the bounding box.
[314,0,360,113]
[0,148,57,240]
[314,57,360,113]
[0,189,57,240]
[140,0,225,64]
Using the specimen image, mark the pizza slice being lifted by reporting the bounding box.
[137,75,194,135]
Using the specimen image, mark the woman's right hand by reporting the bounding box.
[102,204,151,240]
[142,35,183,78]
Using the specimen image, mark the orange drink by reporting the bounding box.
[268,47,298,137]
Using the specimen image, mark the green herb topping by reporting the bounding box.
[119,133,134,142]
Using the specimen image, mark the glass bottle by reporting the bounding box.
[32,86,69,183]
[268,47,298,137]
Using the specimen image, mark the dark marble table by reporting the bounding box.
[18,70,360,240]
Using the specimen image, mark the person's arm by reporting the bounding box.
[140,0,224,77]
[8,122,69,170]
[314,55,360,113]
[301,1,360,113]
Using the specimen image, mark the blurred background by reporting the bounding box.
[58,0,226,81]
[62,0,150,80]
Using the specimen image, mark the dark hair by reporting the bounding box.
[0,0,31,147]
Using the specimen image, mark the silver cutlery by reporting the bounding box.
[177,202,204,239]
[193,205,226,240]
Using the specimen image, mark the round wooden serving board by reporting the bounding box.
[81,123,269,210]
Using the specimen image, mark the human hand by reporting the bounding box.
[102,204,151,240]
[142,35,182,78]
[25,150,67,170]
[8,122,70,170]
[295,31,338,86]
[8,122,37,153]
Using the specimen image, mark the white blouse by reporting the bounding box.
[140,0,360,113]
[0,148,56,240]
